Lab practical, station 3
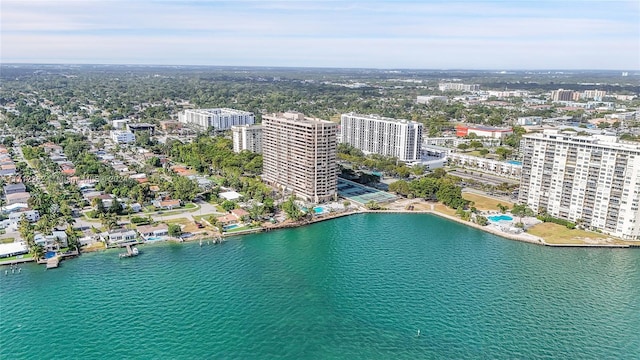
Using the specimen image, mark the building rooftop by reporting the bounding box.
[4,183,26,193]
[184,108,253,115]
[342,112,418,125]
[525,130,640,151]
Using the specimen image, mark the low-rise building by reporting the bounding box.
[517,116,543,126]
[448,153,522,179]
[3,183,26,195]
[416,95,448,104]
[127,123,155,135]
[0,241,28,259]
[34,230,68,251]
[153,199,182,210]
[105,228,138,245]
[110,130,136,144]
[6,192,30,205]
[455,125,513,139]
[160,121,182,132]
[137,224,169,238]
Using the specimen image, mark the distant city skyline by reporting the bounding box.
[2,0,639,70]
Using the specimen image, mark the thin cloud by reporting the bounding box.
[1,0,638,69]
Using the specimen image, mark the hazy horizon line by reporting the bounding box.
[2,62,639,73]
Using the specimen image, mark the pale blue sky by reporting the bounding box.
[2,0,639,69]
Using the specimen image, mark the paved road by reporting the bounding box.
[448,169,519,186]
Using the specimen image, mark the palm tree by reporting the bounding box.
[30,243,45,261]
[100,213,118,231]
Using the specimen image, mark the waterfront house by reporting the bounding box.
[231,208,250,221]
[217,208,250,226]
[78,235,99,247]
[217,213,238,226]
[34,230,68,251]
[137,224,169,239]
[0,241,29,259]
[105,228,138,245]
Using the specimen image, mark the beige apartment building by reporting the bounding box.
[262,112,337,203]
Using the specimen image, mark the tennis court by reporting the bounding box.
[337,178,397,205]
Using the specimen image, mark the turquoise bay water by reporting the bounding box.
[1,214,639,359]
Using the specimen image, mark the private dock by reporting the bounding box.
[46,256,60,269]
[119,244,139,258]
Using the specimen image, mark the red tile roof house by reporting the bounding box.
[216,213,238,226]
[231,208,250,219]
[217,208,250,225]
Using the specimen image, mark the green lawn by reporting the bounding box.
[527,223,635,245]
[0,253,34,263]
[193,214,216,223]
[463,193,514,211]
[0,238,16,244]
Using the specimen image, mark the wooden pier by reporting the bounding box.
[46,256,60,269]
[119,244,139,258]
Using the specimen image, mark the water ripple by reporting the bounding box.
[1,213,639,359]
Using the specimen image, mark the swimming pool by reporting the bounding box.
[313,207,326,214]
[488,215,513,222]
[146,236,164,242]
[44,251,56,259]
[223,224,241,231]
[507,160,522,165]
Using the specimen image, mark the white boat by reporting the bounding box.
[132,247,139,256]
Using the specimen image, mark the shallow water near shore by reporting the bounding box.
[1,213,639,359]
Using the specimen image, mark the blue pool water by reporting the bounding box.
[224,224,240,231]
[313,207,325,214]
[489,215,513,222]
[146,236,164,242]
[44,251,56,259]
[507,160,522,165]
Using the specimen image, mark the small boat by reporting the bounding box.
[119,245,140,258]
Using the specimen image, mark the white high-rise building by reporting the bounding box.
[231,124,263,154]
[519,130,640,240]
[438,83,480,92]
[340,113,423,162]
[262,112,337,203]
[178,108,255,130]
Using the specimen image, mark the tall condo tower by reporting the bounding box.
[340,113,423,162]
[262,112,337,203]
